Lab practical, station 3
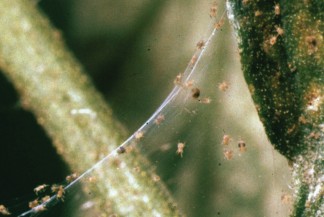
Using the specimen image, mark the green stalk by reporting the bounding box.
[0,0,180,216]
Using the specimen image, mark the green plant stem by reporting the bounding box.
[0,1,180,216]
[227,0,323,216]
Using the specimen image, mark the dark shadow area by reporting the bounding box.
[0,72,68,216]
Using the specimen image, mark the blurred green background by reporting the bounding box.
[0,0,293,216]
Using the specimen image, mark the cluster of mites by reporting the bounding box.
[0,4,247,216]
[222,134,247,160]
[173,68,229,104]
[117,129,186,158]
[173,37,230,103]
[0,174,79,215]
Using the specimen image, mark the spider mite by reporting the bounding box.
[176,142,185,157]
[87,176,97,183]
[29,199,39,208]
[154,114,165,125]
[269,35,278,46]
[174,73,183,85]
[34,204,47,213]
[222,134,231,145]
[66,173,78,183]
[281,193,292,205]
[218,81,229,92]
[199,97,211,104]
[196,40,205,50]
[51,185,65,201]
[184,80,194,88]
[34,184,48,195]
[41,195,51,203]
[255,10,262,17]
[214,18,225,30]
[238,139,247,152]
[275,26,284,36]
[190,55,197,66]
[0,205,10,215]
[135,131,144,140]
[209,2,218,18]
[117,146,126,154]
[152,175,161,182]
[274,3,280,16]
[223,149,233,160]
[191,87,200,99]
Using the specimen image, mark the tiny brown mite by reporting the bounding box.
[190,55,197,66]
[152,175,161,182]
[196,40,205,50]
[34,205,46,212]
[191,87,200,99]
[29,199,39,209]
[223,149,233,160]
[42,196,51,203]
[184,80,194,88]
[238,140,247,152]
[218,81,229,92]
[34,184,48,195]
[0,205,11,215]
[176,142,185,157]
[255,10,262,17]
[51,185,65,201]
[222,134,231,145]
[174,73,183,85]
[281,193,292,205]
[276,26,284,36]
[117,146,126,154]
[214,18,225,30]
[154,114,165,125]
[209,2,218,18]
[200,97,211,104]
[274,3,280,15]
[66,173,78,183]
[135,131,144,140]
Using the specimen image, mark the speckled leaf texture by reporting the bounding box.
[227,0,323,216]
